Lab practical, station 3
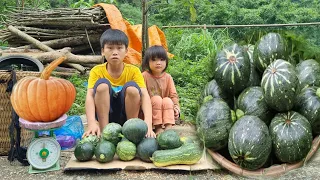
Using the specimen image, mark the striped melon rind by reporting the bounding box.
[236,86,274,125]
[244,44,261,87]
[269,111,312,163]
[261,59,299,112]
[295,87,320,134]
[228,115,272,170]
[253,33,287,72]
[296,59,320,91]
[215,44,250,95]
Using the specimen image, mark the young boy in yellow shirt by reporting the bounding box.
[83,29,156,138]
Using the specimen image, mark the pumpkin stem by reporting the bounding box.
[316,88,320,98]
[285,119,291,124]
[40,56,67,80]
[235,109,244,122]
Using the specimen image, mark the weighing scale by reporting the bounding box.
[19,114,67,174]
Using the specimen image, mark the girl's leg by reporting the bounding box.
[151,96,164,134]
[162,97,175,130]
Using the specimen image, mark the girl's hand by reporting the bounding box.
[146,128,156,138]
[174,107,180,120]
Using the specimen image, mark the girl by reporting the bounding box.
[142,45,180,135]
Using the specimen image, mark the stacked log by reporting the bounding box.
[0,6,111,74]
[0,7,109,51]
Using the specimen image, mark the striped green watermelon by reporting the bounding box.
[228,115,272,170]
[269,111,312,163]
[261,59,299,112]
[236,86,274,125]
[244,44,261,87]
[253,33,287,72]
[296,59,320,91]
[215,44,250,95]
[295,87,320,134]
[196,98,233,150]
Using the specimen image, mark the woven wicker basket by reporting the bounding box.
[0,70,40,155]
[207,135,320,178]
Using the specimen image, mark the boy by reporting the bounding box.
[83,29,156,138]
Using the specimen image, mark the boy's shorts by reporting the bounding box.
[93,78,142,125]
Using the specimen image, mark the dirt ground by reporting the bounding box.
[1,147,319,180]
[1,122,320,180]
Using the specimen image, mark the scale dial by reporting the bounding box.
[27,137,61,170]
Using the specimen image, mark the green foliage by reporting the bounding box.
[172,29,232,63]
[66,74,88,116]
[166,29,233,122]
[284,31,320,62]
[118,3,142,25]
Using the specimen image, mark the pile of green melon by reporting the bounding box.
[74,118,203,167]
[196,32,320,170]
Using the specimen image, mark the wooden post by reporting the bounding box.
[141,0,149,60]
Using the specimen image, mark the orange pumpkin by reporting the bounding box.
[10,56,76,122]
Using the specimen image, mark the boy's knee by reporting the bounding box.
[125,86,140,98]
[162,97,174,109]
[94,78,111,95]
[95,83,110,94]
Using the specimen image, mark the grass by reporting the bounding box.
[66,74,88,116]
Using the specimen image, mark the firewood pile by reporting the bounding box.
[0,6,111,74]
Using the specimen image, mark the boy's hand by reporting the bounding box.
[82,123,100,138]
[146,128,156,138]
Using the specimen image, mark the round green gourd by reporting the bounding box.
[196,98,233,150]
[122,118,148,144]
[269,111,313,163]
[295,87,320,134]
[228,115,272,170]
[116,140,136,161]
[156,129,182,149]
[94,140,116,163]
[296,59,320,91]
[253,32,287,72]
[137,138,158,162]
[215,43,250,95]
[74,141,95,162]
[202,79,233,107]
[261,59,299,112]
[236,86,274,125]
[81,134,99,147]
[102,122,122,145]
[244,44,261,87]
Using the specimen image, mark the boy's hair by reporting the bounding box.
[100,29,129,49]
[142,45,169,72]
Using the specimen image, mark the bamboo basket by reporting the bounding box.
[207,135,320,178]
[0,71,40,155]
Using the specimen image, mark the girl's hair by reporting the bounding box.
[100,29,128,49]
[142,45,169,72]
